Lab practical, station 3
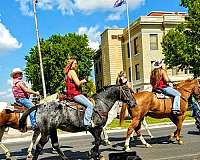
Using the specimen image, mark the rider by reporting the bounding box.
[150,60,181,115]
[64,58,94,129]
[11,68,40,130]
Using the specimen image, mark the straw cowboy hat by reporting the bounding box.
[152,59,164,69]
[10,68,23,77]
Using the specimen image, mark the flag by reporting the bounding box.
[114,0,126,8]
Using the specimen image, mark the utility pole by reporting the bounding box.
[33,0,47,98]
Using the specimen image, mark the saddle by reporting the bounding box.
[11,102,28,112]
[152,88,170,99]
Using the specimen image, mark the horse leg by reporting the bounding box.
[135,121,152,148]
[174,115,185,144]
[142,117,153,138]
[102,102,119,145]
[50,129,68,160]
[32,133,49,160]
[89,127,103,160]
[27,129,40,159]
[124,117,140,151]
[0,126,11,160]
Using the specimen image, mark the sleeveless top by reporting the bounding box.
[65,72,80,100]
[12,79,30,99]
[157,76,167,89]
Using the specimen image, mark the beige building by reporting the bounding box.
[94,11,192,91]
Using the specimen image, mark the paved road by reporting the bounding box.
[1,123,200,160]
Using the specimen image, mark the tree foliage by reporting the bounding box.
[162,0,200,77]
[25,33,96,95]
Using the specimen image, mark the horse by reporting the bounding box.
[101,102,153,145]
[19,85,136,160]
[0,102,27,160]
[120,79,200,151]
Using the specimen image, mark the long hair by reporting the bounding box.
[64,58,76,74]
[150,68,162,88]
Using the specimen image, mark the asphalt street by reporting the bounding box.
[0,123,200,160]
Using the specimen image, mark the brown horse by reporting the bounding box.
[120,79,200,151]
[0,104,27,160]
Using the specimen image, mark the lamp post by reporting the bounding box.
[33,0,47,98]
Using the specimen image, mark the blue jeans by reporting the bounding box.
[191,101,200,117]
[162,86,181,111]
[16,98,36,128]
[73,94,94,126]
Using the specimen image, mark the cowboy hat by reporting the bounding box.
[10,68,23,77]
[152,60,164,69]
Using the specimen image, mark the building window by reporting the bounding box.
[135,64,140,80]
[111,35,118,39]
[95,63,98,74]
[128,67,131,82]
[127,42,130,58]
[98,61,101,73]
[136,88,140,93]
[150,34,158,50]
[134,37,139,55]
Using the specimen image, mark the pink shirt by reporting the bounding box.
[12,78,30,99]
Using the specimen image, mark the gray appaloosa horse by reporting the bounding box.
[19,85,136,160]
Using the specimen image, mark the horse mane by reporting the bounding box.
[176,79,194,88]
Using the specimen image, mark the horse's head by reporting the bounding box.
[118,85,136,107]
[176,79,200,100]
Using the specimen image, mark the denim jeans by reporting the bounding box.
[73,94,94,126]
[16,98,36,128]
[162,86,181,111]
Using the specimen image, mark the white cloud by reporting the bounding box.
[16,0,145,18]
[0,22,22,53]
[78,25,101,50]
[106,12,122,21]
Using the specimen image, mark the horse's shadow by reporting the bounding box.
[0,145,83,160]
[187,130,200,135]
[108,135,175,149]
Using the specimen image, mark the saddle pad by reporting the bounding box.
[65,101,85,110]
[155,93,170,99]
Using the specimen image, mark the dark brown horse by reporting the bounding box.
[0,104,27,160]
[120,79,200,151]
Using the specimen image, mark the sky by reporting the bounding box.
[0,0,187,102]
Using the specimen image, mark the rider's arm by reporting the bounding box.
[16,82,39,95]
[162,69,172,83]
[70,70,86,86]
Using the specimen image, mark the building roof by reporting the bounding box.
[147,11,187,16]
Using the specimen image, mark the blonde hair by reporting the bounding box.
[64,58,76,74]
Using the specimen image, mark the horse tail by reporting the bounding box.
[119,103,128,126]
[19,105,38,130]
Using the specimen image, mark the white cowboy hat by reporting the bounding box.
[152,60,164,69]
[10,68,23,77]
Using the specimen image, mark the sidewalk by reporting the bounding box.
[2,120,195,144]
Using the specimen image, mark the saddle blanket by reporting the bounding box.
[0,101,15,112]
[155,93,170,99]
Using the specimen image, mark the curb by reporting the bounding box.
[2,120,195,144]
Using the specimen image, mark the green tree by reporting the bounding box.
[25,33,96,95]
[162,0,200,77]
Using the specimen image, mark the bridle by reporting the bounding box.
[119,86,132,105]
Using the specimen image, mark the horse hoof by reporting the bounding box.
[124,145,131,152]
[100,155,106,160]
[145,143,152,148]
[178,140,184,145]
[102,140,111,146]
[150,135,154,139]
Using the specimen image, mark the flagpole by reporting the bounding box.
[125,1,133,87]
[33,0,47,98]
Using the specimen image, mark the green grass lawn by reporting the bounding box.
[107,111,194,129]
